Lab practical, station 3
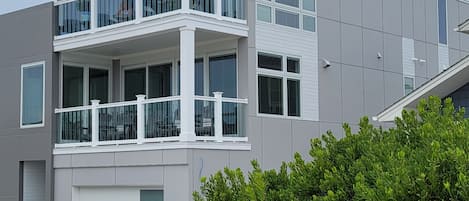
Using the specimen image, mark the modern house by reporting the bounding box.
[1,0,469,201]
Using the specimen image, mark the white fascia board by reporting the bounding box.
[374,56,469,122]
[53,13,248,52]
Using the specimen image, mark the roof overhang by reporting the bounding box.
[373,55,469,122]
[456,19,469,34]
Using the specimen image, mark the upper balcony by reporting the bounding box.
[53,0,247,52]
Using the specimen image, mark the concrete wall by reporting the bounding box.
[0,3,56,201]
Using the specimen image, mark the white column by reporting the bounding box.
[90,100,100,147]
[136,95,146,144]
[179,26,196,142]
[90,0,98,30]
[135,0,143,22]
[213,92,223,142]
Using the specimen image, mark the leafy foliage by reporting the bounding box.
[193,96,469,200]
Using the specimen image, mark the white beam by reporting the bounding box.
[179,26,196,142]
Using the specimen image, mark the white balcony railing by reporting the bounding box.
[55,0,245,36]
[55,94,248,148]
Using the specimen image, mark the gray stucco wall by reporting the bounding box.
[0,3,56,201]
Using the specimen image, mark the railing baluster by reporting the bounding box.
[136,95,146,144]
[91,100,100,146]
[213,92,223,142]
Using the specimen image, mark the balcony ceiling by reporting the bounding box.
[73,29,239,57]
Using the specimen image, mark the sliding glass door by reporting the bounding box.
[148,63,172,98]
[124,68,146,101]
[63,65,109,107]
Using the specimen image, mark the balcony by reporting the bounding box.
[55,93,248,148]
[53,0,247,52]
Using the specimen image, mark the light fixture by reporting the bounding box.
[322,58,331,68]
[377,52,383,59]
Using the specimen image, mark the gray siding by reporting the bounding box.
[0,3,56,201]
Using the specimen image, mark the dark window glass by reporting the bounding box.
[89,68,109,104]
[98,0,135,27]
[148,63,172,98]
[63,66,84,107]
[56,0,91,35]
[140,190,164,201]
[287,57,300,73]
[438,0,447,44]
[124,68,146,101]
[258,76,283,115]
[258,53,282,71]
[275,9,299,28]
[287,79,300,116]
[195,58,204,96]
[191,0,215,13]
[143,0,181,17]
[22,64,44,125]
[276,0,299,7]
[404,77,414,96]
[209,54,237,98]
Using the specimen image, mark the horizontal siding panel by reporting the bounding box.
[256,23,318,121]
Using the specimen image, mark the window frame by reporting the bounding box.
[256,51,302,119]
[20,61,46,129]
[403,76,415,96]
[256,0,317,33]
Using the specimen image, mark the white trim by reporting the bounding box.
[374,56,469,122]
[20,61,46,129]
[53,142,251,155]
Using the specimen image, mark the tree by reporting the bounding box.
[193,96,469,200]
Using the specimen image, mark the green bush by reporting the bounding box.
[193,96,469,201]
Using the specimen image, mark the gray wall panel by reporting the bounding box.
[341,65,364,124]
[413,0,426,41]
[383,0,402,36]
[414,40,428,78]
[363,68,385,117]
[319,62,342,123]
[362,0,383,31]
[316,0,340,21]
[318,18,341,63]
[363,29,384,70]
[115,166,164,186]
[383,33,403,74]
[291,120,320,159]
[261,118,292,170]
[426,43,439,78]
[384,71,404,106]
[340,0,362,26]
[341,24,363,66]
[425,0,438,44]
[402,0,414,39]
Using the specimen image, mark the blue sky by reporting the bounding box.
[0,0,50,15]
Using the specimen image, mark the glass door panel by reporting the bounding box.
[148,63,172,98]
[63,65,84,107]
[209,54,237,98]
[89,68,109,104]
[124,68,146,101]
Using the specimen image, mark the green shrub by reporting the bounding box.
[193,96,469,200]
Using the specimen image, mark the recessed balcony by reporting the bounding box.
[53,0,248,52]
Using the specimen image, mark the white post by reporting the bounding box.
[213,92,223,142]
[90,0,98,30]
[90,100,100,147]
[216,0,222,19]
[136,95,146,144]
[179,26,196,142]
[181,0,190,12]
[135,0,143,23]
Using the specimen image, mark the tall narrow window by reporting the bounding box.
[63,66,84,107]
[89,68,109,103]
[438,0,447,45]
[404,77,414,96]
[124,68,146,101]
[287,79,300,116]
[21,62,45,127]
[148,63,172,98]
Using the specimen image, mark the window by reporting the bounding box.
[124,68,146,101]
[140,190,164,201]
[257,53,301,117]
[303,15,316,32]
[209,54,237,98]
[258,53,282,71]
[287,79,300,116]
[63,65,109,107]
[287,57,300,73]
[303,0,315,11]
[404,77,414,95]
[89,68,109,104]
[438,0,447,44]
[257,4,272,23]
[21,62,45,128]
[276,0,299,7]
[148,63,172,98]
[258,76,283,115]
[275,9,299,28]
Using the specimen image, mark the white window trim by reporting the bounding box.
[437,0,448,45]
[256,50,303,119]
[256,0,317,33]
[20,61,46,129]
[403,76,415,96]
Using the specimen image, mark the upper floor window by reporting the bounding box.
[438,0,447,45]
[257,4,272,23]
[21,62,45,128]
[276,0,299,8]
[256,1,316,32]
[404,76,414,96]
[257,52,301,117]
[275,9,299,28]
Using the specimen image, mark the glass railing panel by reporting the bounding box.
[98,105,137,141]
[98,0,135,27]
[222,0,244,19]
[195,99,215,136]
[144,100,180,138]
[56,0,91,35]
[57,110,92,143]
[191,0,214,13]
[143,0,181,17]
[222,102,245,137]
